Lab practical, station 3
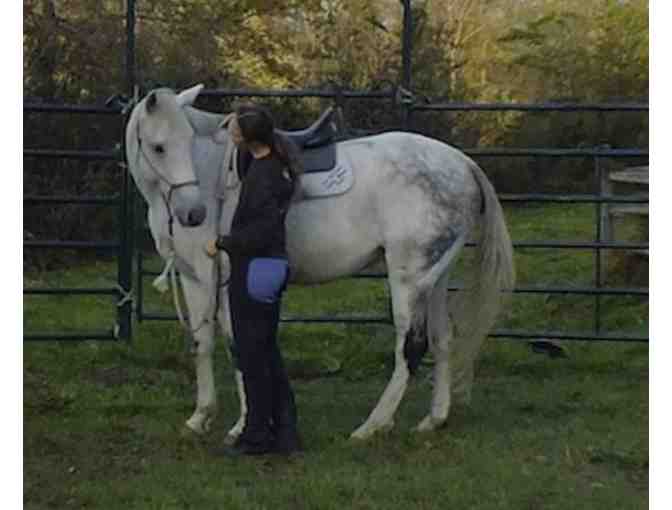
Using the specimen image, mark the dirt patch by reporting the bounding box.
[90,366,132,387]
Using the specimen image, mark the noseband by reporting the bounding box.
[136,122,200,236]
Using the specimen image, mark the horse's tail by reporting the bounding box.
[428,160,515,380]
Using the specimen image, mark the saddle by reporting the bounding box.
[235,108,353,198]
[277,107,338,174]
[279,108,353,197]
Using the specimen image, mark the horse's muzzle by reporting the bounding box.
[181,203,207,227]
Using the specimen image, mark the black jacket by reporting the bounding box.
[216,153,294,258]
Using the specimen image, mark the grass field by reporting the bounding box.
[24,204,649,509]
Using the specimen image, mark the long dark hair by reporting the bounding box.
[234,103,304,182]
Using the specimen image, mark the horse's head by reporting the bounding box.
[126,84,207,229]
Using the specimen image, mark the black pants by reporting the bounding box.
[229,256,296,446]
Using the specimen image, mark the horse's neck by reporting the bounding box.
[217,182,241,234]
[184,106,225,136]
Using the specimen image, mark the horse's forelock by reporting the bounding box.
[143,88,179,115]
[146,91,158,113]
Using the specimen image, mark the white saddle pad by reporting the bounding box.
[298,163,354,198]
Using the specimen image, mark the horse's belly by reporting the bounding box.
[288,243,380,284]
[284,198,381,284]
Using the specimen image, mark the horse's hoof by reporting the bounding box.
[181,424,204,438]
[349,424,372,440]
[414,417,434,433]
[223,434,238,446]
[185,418,207,436]
[414,415,446,433]
[350,420,394,440]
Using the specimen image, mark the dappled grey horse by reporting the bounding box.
[125,85,515,440]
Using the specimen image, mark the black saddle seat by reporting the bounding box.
[235,108,339,177]
[277,107,337,150]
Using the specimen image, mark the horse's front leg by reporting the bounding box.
[225,370,247,443]
[180,276,218,435]
[214,291,248,444]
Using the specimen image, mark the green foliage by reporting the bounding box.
[23,0,649,110]
[496,0,648,102]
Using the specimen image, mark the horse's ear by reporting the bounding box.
[176,84,204,107]
[146,91,158,113]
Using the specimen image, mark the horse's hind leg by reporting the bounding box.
[416,310,473,433]
[415,238,468,432]
[180,276,218,435]
[416,305,454,432]
[350,249,429,440]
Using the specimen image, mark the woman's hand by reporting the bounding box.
[205,239,218,258]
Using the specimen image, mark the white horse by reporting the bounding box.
[125,84,515,440]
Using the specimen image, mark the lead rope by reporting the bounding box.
[213,116,238,360]
[152,247,211,349]
[166,117,238,353]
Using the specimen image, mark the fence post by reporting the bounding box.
[116,128,133,341]
[116,0,137,341]
[400,0,414,130]
[126,0,136,97]
[593,146,609,334]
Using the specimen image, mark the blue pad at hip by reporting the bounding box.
[246,258,289,304]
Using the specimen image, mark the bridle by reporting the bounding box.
[134,106,240,350]
[135,121,200,237]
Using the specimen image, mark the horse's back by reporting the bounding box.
[339,131,477,177]
[339,131,480,200]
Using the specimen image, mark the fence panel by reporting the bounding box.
[23,104,133,342]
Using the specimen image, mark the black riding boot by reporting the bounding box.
[215,257,276,457]
[270,341,302,454]
[237,365,274,450]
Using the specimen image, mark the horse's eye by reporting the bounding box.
[154,145,165,155]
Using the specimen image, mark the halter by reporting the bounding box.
[135,121,200,237]
[139,109,239,353]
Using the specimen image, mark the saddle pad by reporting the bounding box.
[299,163,354,198]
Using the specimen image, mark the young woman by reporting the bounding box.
[206,104,302,457]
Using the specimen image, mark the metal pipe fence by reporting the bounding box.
[24,0,648,343]
[23,104,133,342]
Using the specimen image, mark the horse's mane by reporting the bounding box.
[184,106,228,137]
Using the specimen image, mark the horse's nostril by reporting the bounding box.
[188,205,206,226]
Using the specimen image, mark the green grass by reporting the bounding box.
[24,204,648,509]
